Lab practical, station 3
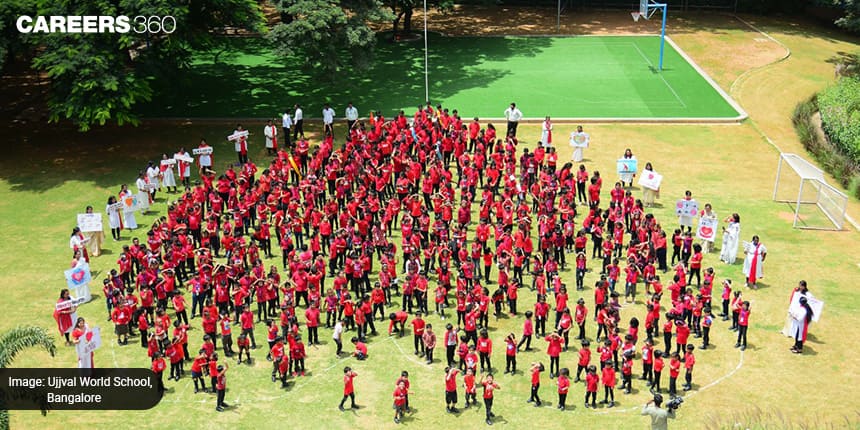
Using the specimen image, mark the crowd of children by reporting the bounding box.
[66,102,750,420]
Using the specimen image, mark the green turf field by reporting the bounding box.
[139,35,744,120]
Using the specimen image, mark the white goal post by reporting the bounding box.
[772,153,848,230]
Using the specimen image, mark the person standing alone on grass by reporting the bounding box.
[504,102,522,138]
[345,102,358,131]
[215,363,229,412]
[281,109,292,149]
[293,104,304,141]
[322,103,335,137]
[339,367,358,411]
[641,393,676,430]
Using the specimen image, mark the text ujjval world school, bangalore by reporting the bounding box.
[8,375,152,405]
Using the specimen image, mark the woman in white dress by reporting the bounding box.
[569,125,588,163]
[160,153,177,193]
[135,172,151,214]
[742,235,767,288]
[619,148,636,187]
[720,213,740,264]
[119,184,138,230]
[540,116,553,148]
[106,195,122,240]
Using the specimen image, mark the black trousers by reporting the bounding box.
[282,127,291,148]
[530,384,541,403]
[293,120,304,139]
[506,121,518,137]
[484,397,493,420]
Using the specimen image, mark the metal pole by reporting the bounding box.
[794,180,804,228]
[424,0,429,103]
[658,3,667,71]
[557,0,561,33]
[772,154,782,201]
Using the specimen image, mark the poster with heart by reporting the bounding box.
[696,216,719,242]
[675,199,699,217]
[64,262,92,302]
[617,158,638,175]
[638,169,663,191]
[122,195,139,212]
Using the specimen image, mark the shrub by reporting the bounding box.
[791,94,860,199]
[817,77,860,160]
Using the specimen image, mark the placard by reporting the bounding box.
[227,130,249,141]
[65,263,92,290]
[675,199,699,217]
[160,159,176,166]
[77,213,103,232]
[696,216,718,242]
[570,132,589,148]
[789,293,824,323]
[141,183,158,191]
[617,158,638,175]
[638,169,663,191]
[76,326,102,358]
[121,195,139,212]
[55,296,87,311]
[107,202,123,211]
[175,154,194,163]
[193,147,214,155]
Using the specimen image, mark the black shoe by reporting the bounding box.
[339,405,345,411]
[486,419,493,425]
[216,406,224,412]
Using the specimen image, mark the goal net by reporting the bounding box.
[772,153,848,230]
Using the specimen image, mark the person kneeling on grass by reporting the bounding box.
[352,336,368,360]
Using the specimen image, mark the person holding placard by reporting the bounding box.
[71,317,95,368]
[196,139,213,176]
[677,191,696,233]
[80,205,104,257]
[742,235,767,289]
[70,227,90,263]
[640,162,660,208]
[146,161,161,200]
[619,148,636,187]
[233,124,249,165]
[720,213,740,264]
[54,288,78,345]
[136,171,152,214]
[570,126,589,163]
[698,203,718,254]
[160,153,177,193]
[175,146,192,188]
[119,184,138,230]
[540,116,553,148]
[106,195,122,240]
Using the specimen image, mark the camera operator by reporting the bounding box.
[641,393,677,430]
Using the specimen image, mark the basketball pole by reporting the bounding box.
[657,2,667,71]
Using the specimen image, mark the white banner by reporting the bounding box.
[77,213,103,232]
[160,159,176,166]
[174,153,194,163]
[617,158,638,174]
[108,202,123,211]
[141,183,158,191]
[193,147,214,155]
[696,216,718,242]
[55,296,87,311]
[637,169,663,191]
[675,199,699,217]
[76,326,102,357]
[789,293,824,323]
[570,132,589,148]
[227,130,249,141]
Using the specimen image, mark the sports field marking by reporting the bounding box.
[631,43,687,108]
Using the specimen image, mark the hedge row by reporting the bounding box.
[791,93,860,200]
[817,77,860,161]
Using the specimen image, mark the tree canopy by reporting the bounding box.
[0,0,264,130]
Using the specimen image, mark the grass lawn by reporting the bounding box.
[138,35,742,120]
[2,11,860,430]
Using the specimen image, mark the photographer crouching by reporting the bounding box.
[641,393,681,430]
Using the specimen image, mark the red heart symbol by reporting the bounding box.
[71,270,85,282]
[676,202,683,208]
[700,227,713,238]
[86,332,94,341]
[648,173,654,179]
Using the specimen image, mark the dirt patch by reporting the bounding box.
[778,211,797,222]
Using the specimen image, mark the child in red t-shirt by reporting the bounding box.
[584,365,598,408]
[683,344,696,391]
[393,380,407,424]
[557,367,570,410]
[528,362,543,406]
[601,360,616,407]
[339,367,358,411]
[463,368,477,408]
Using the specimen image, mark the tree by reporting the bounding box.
[836,0,860,33]
[0,326,57,430]
[1,0,265,131]
[390,0,453,34]
[268,0,393,79]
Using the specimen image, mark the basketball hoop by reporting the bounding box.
[631,11,642,22]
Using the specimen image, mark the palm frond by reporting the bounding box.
[0,326,57,369]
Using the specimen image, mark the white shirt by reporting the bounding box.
[345,106,358,121]
[322,107,335,124]
[333,322,344,340]
[294,108,303,121]
[282,113,292,128]
[505,107,523,122]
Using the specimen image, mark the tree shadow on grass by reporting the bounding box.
[136,34,553,119]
